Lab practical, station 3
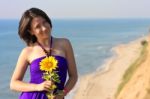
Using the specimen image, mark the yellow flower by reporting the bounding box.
[40,56,58,72]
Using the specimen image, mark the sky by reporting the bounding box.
[0,0,150,19]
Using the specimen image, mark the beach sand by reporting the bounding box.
[73,37,147,99]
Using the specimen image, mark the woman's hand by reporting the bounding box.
[35,80,53,92]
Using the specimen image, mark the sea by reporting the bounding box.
[1,19,150,99]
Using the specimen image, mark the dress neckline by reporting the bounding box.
[30,55,67,65]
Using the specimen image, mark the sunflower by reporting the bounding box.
[40,56,60,98]
[40,56,58,72]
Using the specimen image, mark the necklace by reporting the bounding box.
[37,37,53,56]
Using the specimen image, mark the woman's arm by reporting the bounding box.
[55,38,78,99]
[10,47,52,92]
[10,47,36,92]
[64,38,78,94]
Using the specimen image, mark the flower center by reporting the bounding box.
[46,62,53,68]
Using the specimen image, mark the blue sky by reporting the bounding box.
[0,0,150,19]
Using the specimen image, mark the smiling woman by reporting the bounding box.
[10,8,78,99]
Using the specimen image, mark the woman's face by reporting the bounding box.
[29,16,51,40]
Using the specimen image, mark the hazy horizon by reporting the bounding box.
[0,0,150,19]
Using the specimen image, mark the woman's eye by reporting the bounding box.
[35,25,40,29]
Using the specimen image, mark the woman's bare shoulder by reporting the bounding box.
[20,46,33,59]
[21,46,33,54]
[54,37,71,45]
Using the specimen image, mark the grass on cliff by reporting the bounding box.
[115,40,148,98]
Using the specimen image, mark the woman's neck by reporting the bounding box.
[37,37,51,48]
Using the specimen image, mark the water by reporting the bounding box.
[1,19,150,99]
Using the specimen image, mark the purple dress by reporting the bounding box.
[19,37,68,99]
[19,56,68,99]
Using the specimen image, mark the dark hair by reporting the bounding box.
[18,8,52,46]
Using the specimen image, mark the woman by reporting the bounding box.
[10,8,78,99]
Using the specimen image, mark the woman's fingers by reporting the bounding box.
[36,80,54,91]
[45,81,53,85]
[43,81,54,91]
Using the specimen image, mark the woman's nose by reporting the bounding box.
[41,25,47,31]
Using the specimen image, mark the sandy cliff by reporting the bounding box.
[73,37,147,99]
[116,37,150,99]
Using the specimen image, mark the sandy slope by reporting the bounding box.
[73,37,146,99]
[117,37,150,99]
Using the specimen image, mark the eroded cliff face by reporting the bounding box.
[116,39,150,99]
